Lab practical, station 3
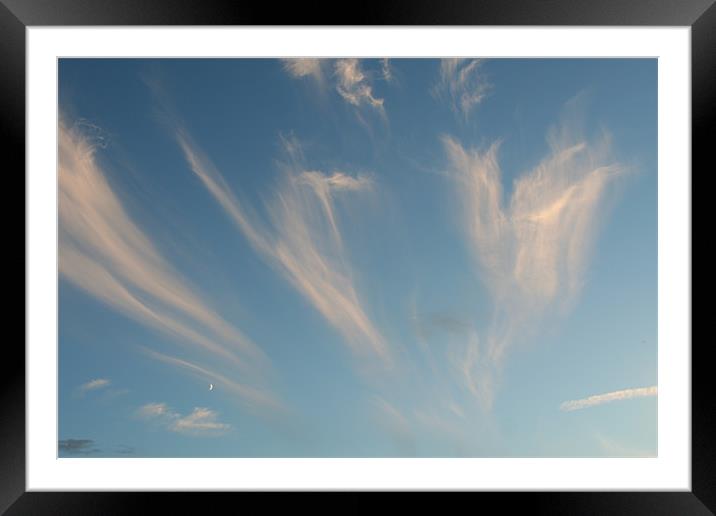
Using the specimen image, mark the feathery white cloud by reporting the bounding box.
[434,58,490,120]
[282,58,388,122]
[175,129,390,365]
[172,407,231,435]
[294,170,373,247]
[59,117,277,408]
[77,378,110,395]
[561,386,657,412]
[281,58,324,83]
[269,167,387,362]
[137,402,172,418]
[334,58,385,115]
[442,100,623,408]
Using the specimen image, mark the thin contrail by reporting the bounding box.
[560,386,657,411]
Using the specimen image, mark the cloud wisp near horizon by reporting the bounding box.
[560,386,658,412]
[140,347,284,413]
[137,402,231,437]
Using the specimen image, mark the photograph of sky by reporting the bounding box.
[58,58,657,458]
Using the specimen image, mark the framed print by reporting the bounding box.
[6,0,708,513]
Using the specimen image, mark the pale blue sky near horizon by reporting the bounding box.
[58,58,657,457]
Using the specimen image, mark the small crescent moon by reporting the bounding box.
[209,383,214,391]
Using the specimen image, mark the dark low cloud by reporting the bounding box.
[113,444,136,455]
[427,313,472,335]
[414,312,473,340]
[58,439,139,456]
[58,438,101,455]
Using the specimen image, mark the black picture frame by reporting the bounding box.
[5,0,707,513]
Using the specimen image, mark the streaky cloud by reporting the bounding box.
[59,117,275,403]
[77,378,110,395]
[175,128,391,365]
[295,170,373,249]
[141,348,285,413]
[442,99,624,408]
[175,128,273,257]
[372,397,416,455]
[434,58,490,120]
[561,386,657,412]
[381,58,393,83]
[60,243,253,371]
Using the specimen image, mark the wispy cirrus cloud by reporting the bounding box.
[372,397,416,456]
[59,117,276,407]
[174,128,390,365]
[433,58,491,120]
[77,378,110,395]
[442,98,623,408]
[75,377,130,402]
[293,170,373,246]
[137,402,231,436]
[282,58,387,120]
[141,347,284,413]
[281,58,324,84]
[334,58,385,114]
[561,386,657,412]
[269,162,388,363]
[381,58,393,83]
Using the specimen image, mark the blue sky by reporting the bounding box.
[58,58,657,457]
